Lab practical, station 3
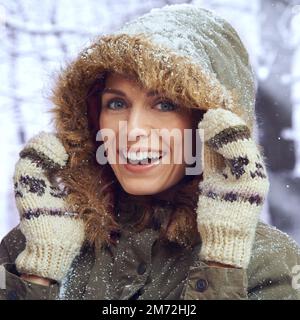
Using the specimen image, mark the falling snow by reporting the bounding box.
[0,0,300,247]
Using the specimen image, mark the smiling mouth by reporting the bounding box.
[119,150,166,165]
[127,155,163,165]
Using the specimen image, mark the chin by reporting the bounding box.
[121,183,160,196]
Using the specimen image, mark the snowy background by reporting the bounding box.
[0,0,300,243]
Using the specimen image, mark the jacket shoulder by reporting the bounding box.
[252,221,300,262]
[247,221,300,299]
[0,225,26,265]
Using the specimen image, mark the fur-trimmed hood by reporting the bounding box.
[50,4,257,249]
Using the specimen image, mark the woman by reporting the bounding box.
[1,4,300,300]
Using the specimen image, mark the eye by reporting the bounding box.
[155,100,178,112]
[105,98,126,110]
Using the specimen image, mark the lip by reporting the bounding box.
[118,150,165,174]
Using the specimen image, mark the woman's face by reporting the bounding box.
[99,73,194,196]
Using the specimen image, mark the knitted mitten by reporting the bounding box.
[13,132,85,282]
[197,109,270,268]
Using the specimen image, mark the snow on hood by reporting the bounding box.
[115,4,256,126]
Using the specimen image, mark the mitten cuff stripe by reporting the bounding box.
[199,188,264,206]
[23,208,79,220]
[206,125,251,150]
[20,148,62,171]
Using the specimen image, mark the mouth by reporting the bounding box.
[119,149,167,165]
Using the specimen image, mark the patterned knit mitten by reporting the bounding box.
[197,109,270,268]
[13,132,85,282]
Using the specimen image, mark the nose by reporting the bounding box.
[127,105,150,142]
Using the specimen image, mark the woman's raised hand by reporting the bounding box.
[13,132,85,282]
[197,109,270,268]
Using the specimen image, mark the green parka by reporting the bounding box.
[1,216,300,299]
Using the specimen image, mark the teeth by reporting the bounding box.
[122,150,161,161]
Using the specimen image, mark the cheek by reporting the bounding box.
[99,113,119,158]
[99,112,119,133]
[166,117,193,158]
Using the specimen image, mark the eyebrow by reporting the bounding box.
[102,88,159,97]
